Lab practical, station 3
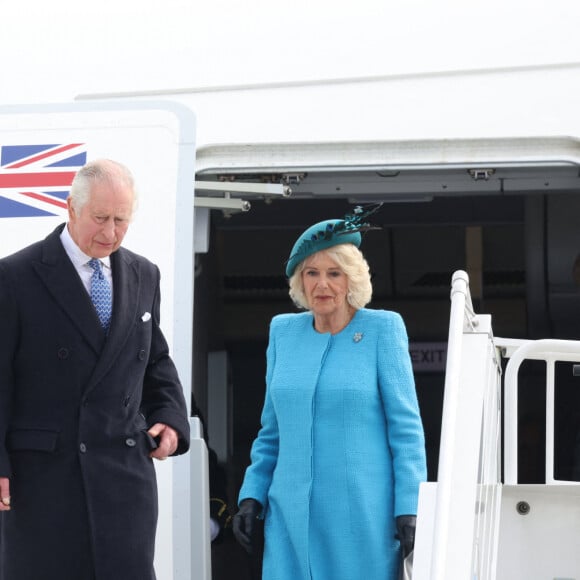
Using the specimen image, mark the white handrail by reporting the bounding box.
[503,338,580,485]
[429,270,475,580]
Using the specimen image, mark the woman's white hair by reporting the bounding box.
[288,243,373,310]
[69,159,137,214]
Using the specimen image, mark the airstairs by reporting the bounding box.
[413,270,580,580]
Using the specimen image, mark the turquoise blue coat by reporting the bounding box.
[239,308,427,580]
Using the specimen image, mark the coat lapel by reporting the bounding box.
[32,225,142,394]
[33,225,104,354]
[84,248,141,392]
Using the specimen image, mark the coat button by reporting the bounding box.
[57,348,69,359]
[125,438,137,447]
[138,350,146,361]
[79,443,87,453]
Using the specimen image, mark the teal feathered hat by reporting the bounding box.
[285,204,382,277]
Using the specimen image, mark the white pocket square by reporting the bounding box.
[141,312,151,322]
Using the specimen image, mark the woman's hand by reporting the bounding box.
[232,498,262,554]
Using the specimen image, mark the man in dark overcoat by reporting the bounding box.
[0,159,190,580]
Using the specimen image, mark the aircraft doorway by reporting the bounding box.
[195,191,528,528]
[194,184,580,579]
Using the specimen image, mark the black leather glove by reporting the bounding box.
[232,498,262,554]
[395,515,417,558]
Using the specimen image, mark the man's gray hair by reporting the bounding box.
[69,159,137,214]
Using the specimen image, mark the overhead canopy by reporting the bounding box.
[195,136,580,203]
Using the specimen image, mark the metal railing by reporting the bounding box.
[501,338,580,485]
[422,270,502,580]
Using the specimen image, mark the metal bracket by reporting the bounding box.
[194,180,291,213]
[194,195,251,212]
[195,180,291,196]
[468,168,495,181]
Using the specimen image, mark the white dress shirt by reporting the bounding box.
[60,225,113,301]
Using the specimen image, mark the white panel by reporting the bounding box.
[194,207,210,253]
[0,101,199,580]
[497,485,580,579]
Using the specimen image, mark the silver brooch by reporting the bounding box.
[353,332,363,343]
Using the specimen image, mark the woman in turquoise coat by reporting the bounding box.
[233,208,427,579]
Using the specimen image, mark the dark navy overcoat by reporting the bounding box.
[0,224,190,580]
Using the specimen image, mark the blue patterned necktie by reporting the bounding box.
[88,258,112,332]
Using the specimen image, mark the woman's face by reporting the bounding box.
[301,251,349,316]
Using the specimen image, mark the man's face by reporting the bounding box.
[67,178,134,259]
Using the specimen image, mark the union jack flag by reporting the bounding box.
[0,144,87,218]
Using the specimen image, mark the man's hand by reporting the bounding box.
[0,477,11,511]
[147,423,178,460]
